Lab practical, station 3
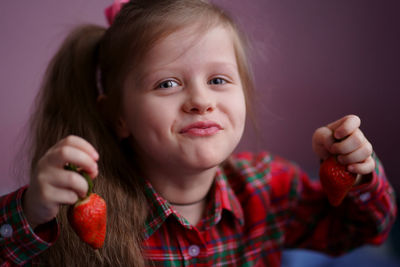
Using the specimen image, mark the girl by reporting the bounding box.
[0,0,396,266]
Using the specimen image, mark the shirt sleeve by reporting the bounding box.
[0,186,59,266]
[284,154,397,256]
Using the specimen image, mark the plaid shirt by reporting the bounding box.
[0,152,397,266]
[0,186,58,266]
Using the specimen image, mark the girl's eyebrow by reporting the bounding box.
[137,67,177,85]
[208,62,239,73]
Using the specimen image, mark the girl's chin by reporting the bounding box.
[182,149,232,170]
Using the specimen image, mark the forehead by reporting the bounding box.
[143,24,237,68]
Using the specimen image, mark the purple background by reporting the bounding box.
[1,1,399,198]
[1,0,400,264]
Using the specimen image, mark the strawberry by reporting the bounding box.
[65,164,106,249]
[319,156,357,206]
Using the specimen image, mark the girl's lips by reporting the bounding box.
[180,121,222,136]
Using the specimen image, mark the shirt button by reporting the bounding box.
[359,192,371,202]
[0,224,13,238]
[188,244,200,257]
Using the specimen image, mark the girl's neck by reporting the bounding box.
[146,166,217,205]
[171,199,207,226]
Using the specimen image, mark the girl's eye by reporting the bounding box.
[157,80,179,89]
[208,77,227,85]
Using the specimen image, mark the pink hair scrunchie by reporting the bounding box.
[105,0,130,26]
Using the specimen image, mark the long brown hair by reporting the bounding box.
[27,0,254,266]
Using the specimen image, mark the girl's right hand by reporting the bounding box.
[22,135,99,229]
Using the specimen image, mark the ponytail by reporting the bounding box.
[30,25,104,163]
[29,25,147,267]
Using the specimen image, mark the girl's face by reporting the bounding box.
[119,25,246,175]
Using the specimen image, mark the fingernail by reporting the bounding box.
[334,133,344,141]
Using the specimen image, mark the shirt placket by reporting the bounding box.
[176,226,208,266]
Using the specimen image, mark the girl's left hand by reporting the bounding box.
[312,114,375,175]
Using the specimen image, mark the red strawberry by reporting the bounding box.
[319,156,357,206]
[65,164,106,249]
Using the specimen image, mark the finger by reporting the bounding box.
[47,146,98,178]
[348,156,375,175]
[312,126,335,160]
[327,115,361,140]
[57,135,99,161]
[46,186,80,206]
[38,182,80,206]
[48,169,90,198]
[331,129,366,155]
[337,141,373,165]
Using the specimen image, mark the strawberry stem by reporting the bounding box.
[64,163,93,196]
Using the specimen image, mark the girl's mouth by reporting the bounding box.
[180,121,222,136]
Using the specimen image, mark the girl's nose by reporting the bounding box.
[182,84,215,114]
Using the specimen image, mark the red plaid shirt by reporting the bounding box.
[0,152,397,266]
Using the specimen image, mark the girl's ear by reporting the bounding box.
[97,94,130,139]
[115,117,130,139]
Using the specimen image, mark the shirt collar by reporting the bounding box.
[213,167,244,225]
[142,180,187,240]
[142,166,244,240]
